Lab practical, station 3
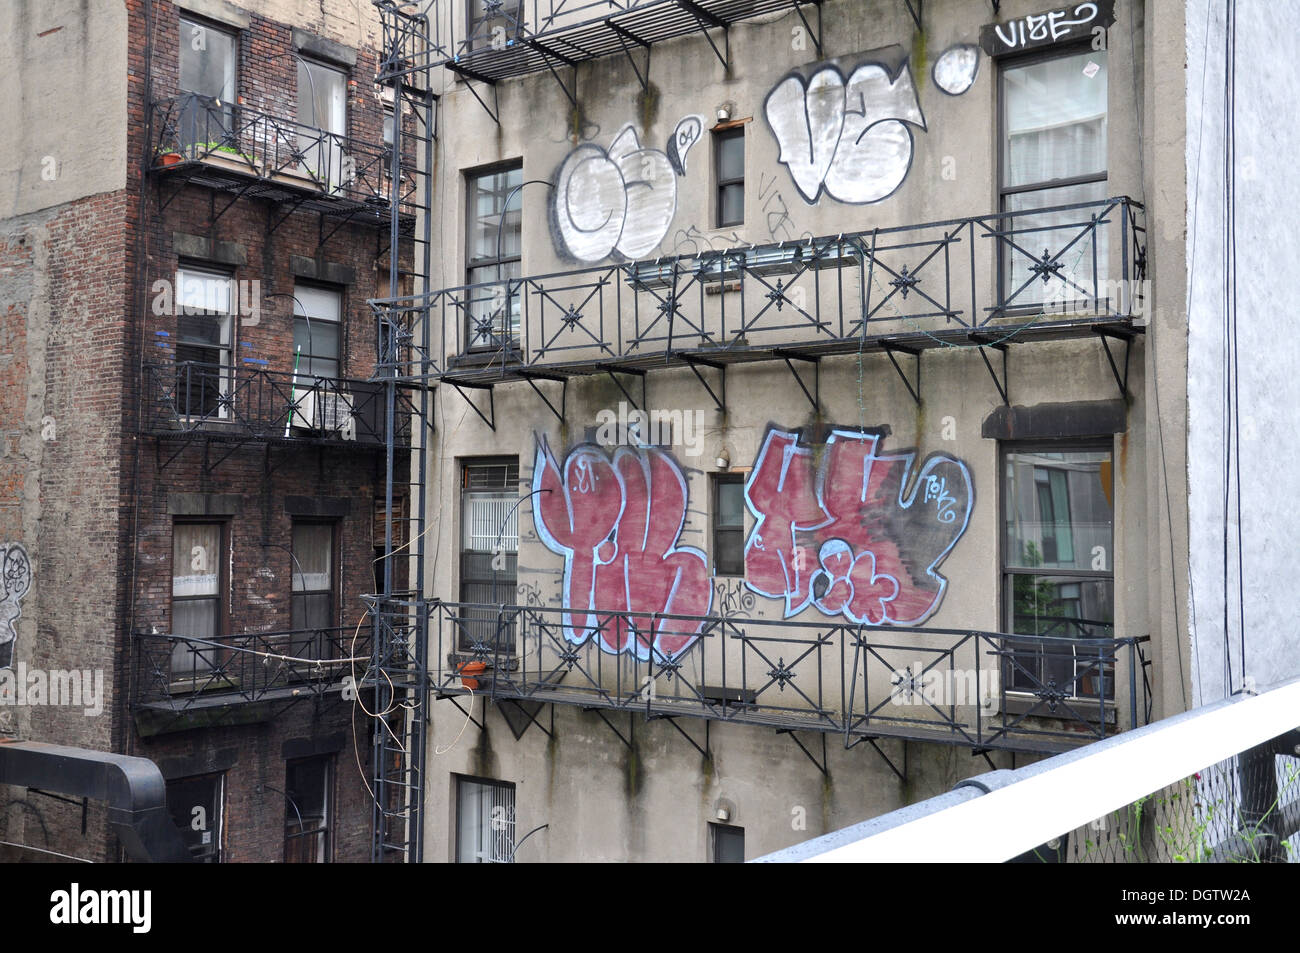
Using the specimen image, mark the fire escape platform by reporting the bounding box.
[437,315,1143,389]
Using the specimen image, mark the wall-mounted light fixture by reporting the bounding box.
[716,104,731,122]
[716,447,731,471]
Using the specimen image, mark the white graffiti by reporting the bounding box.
[933,44,980,96]
[764,60,926,205]
[551,124,678,262]
[667,115,706,176]
[0,543,33,670]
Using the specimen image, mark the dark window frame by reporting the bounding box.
[454,774,517,863]
[999,438,1116,700]
[713,126,746,228]
[174,262,236,420]
[712,473,746,577]
[996,41,1108,312]
[458,457,521,653]
[464,161,524,353]
[710,822,745,863]
[283,755,334,863]
[290,519,338,662]
[165,772,225,863]
[170,518,229,680]
[292,281,345,382]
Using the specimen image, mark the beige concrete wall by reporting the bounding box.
[0,0,130,220]
[417,0,1190,860]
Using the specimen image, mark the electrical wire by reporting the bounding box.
[0,840,93,863]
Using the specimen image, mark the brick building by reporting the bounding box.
[1,0,417,862]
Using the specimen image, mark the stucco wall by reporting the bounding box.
[415,0,1187,859]
[1185,0,1300,705]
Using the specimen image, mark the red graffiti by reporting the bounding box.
[745,429,972,625]
[533,438,712,659]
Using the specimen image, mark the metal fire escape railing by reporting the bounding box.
[149,93,417,232]
[141,361,415,459]
[130,626,372,734]
[370,196,1147,423]
[424,600,1151,757]
[371,0,438,865]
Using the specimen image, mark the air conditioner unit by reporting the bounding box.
[291,386,356,440]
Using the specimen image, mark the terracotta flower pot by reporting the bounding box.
[158,152,183,167]
[458,661,488,690]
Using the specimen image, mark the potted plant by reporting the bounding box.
[193,140,259,174]
[157,149,184,167]
[457,660,488,690]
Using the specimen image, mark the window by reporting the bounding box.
[297,58,347,189]
[466,163,522,351]
[459,459,519,652]
[712,474,746,576]
[291,521,335,661]
[455,776,515,863]
[999,46,1107,307]
[710,823,745,863]
[1002,446,1114,698]
[714,127,745,227]
[171,522,223,677]
[179,16,236,147]
[284,756,333,863]
[466,0,523,53]
[166,773,224,863]
[175,266,234,419]
[292,284,342,380]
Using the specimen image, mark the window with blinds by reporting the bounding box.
[459,459,519,652]
[455,776,516,863]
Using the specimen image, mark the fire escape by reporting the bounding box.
[368,0,1152,863]
[130,33,425,769]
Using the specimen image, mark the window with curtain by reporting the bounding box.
[297,57,347,189]
[455,776,515,863]
[178,16,236,150]
[466,164,522,351]
[459,459,519,652]
[175,267,234,419]
[171,522,222,677]
[1000,47,1107,308]
[291,522,334,646]
[284,756,333,863]
[1002,446,1114,699]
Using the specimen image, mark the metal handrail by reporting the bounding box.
[370,196,1147,382]
[406,598,1150,752]
[142,360,414,445]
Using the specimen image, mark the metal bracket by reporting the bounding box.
[448,381,496,431]
[448,64,500,124]
[1095,327,1134,400]
[530,40,580,107]
[858,737,906,782]
[268,195,309,235]
[903,0,923,30]
[969,333,1009,405]
[519,370,567,423]
[777,728,828,776]
[497,698,553,741]
[209,182,257,228]
[601,365,646,412]
[791,1,824,58]
[773,349,820,414]
[607,19,652,92]
[649,714,710,758]
[678,353,726,414]
[678,0,730,70]
[442,693,486,732]
[318,208,363,250]
[882,341,922,406]
[584,707,633,749]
